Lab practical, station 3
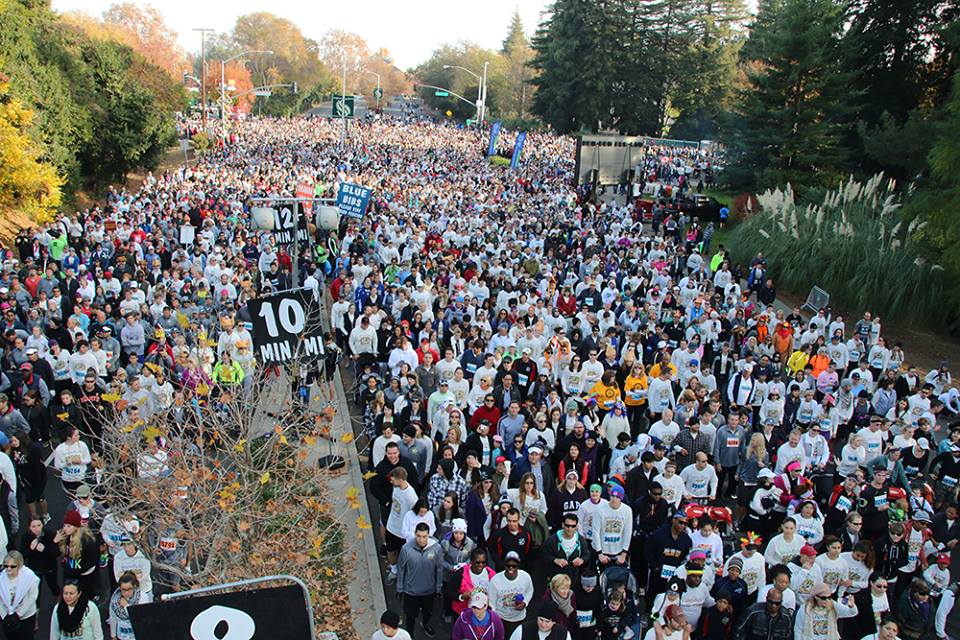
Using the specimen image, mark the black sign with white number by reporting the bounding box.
[128,584,312,640]
[247,289,324,365]
[271,203,311,245]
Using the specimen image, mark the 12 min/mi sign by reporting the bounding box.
[247,289,324,365]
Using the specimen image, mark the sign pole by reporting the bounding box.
[292,201,300,288]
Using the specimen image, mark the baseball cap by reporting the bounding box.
[505,551,521,564]
[469,592,489,608]
[75,484,92,498]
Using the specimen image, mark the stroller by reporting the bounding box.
[599,565,643,640]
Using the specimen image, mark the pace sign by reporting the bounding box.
[336,182,371,219]
[129,584,312,640]
[271,202,310,245]
[247,289,324,365]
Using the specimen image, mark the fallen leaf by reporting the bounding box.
[340,432,354,444]
[361,471,377,481]
[259,472,270,485]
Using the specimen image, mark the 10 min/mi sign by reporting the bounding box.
[247,289,325,365]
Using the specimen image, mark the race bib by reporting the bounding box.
[575,610,595,627]
[835,496,853,512]
[944,476,958,488]
[660,565,676,580]
[159,538,178,552]
[629,389,647,401]
[874,495,888,509]
[726,438,740,448]
[64,465,84,480]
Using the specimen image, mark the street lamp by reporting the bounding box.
[442,63,488,126]
[220,50,273,142]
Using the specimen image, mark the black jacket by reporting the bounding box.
[733,602,795,640]
[540,530,594,580]
[370,455,420,506]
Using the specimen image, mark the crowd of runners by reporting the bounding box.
[0,111,953,640]
[330,119,957,640]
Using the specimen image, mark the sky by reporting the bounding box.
[50,0,553,69]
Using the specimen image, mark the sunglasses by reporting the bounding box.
[2,565,16,569]
[563,523,578,529]
[768,600,783,606]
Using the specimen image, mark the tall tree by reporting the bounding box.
[530,0,593,132]
[668,0,749,140]
[229,13,334,115]
[723,0,854,191]
[842,0,959,179]
[904,68,960,325]
[531,0,664,134]
[500,9,534,120]
[102,2,187,79]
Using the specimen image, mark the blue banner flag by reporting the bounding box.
[510,131,527,170]
[487,121,502,157]
[336,182,372,219]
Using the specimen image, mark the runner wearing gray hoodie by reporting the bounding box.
[397,522,444,636]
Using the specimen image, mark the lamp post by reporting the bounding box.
[220,50,273,144]
[442,63,488,126]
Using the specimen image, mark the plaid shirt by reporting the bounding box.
[672,428,712,470]
[427,472,469,510]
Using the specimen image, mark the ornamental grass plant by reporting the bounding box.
[729,174,945,326]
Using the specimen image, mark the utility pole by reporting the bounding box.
[341,57,347,147]
[193,28,214,131]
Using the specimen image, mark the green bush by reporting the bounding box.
[728,174,946,327]
[490,155,511,167]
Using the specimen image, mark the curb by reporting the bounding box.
[332,367,387,639]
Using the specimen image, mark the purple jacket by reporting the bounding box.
[450,608,505,640]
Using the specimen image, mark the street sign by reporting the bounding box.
[248,289,325,365]
[434,90,449,97]
[332,94,355,118]
[373,87,383,100]
[130,584,313,640]
[253,89,272,97]
[336,182,372,219]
